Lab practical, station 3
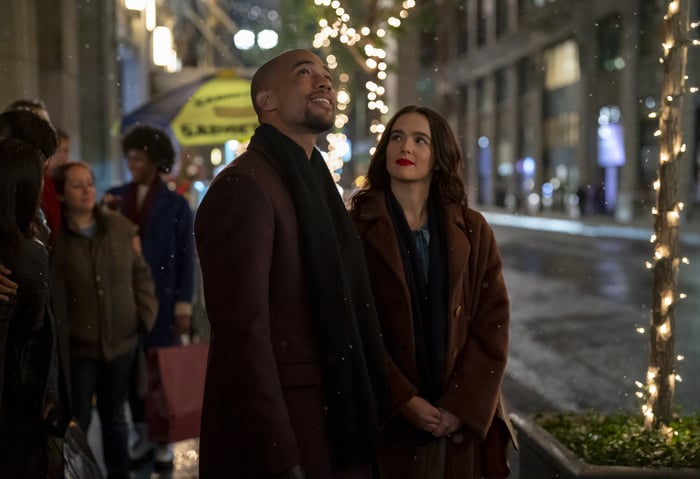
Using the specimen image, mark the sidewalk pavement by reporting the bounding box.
[481,207,700,246]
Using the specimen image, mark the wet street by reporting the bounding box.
[492,219,700,416]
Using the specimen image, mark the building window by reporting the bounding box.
[597,13,625,71]
[545,112,580,149]
[457,84,468,143]
[420,30,434,67]
[496,68,509,103]
[477,0,487,45]
[543,40,580,90]
[477,77,493,112]
[456,2,468,55]
[518,0,528,17]
[638,117,659,186]
[496,0,508,36]
[640,0,662,57]
[518,56,535,95]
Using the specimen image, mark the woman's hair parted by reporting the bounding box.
[0,138,45,261]
[351,105,467,208]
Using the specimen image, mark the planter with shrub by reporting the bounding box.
[511,411,700,479]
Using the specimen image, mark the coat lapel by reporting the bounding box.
[356,193,407,290]
[445,203,470,304]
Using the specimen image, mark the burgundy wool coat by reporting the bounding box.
[350,191,516,479]
[194,137,372,479]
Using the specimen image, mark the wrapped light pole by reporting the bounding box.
[644,0,689,431]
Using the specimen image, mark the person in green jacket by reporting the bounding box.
[53,162,157,479]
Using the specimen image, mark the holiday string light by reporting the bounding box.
[312,0,417,159]
[639,0,692,431]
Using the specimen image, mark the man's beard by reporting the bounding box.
[303,109,334,133]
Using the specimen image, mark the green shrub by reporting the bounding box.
[535,411,700,469]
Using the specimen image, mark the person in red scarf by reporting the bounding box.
[42,129,71,248]
[103,125,194,471]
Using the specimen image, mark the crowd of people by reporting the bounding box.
[0,100,194,479]
[1,48,515,479]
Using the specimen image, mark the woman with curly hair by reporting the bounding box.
[350,105,515,479]
[103,125,194,469]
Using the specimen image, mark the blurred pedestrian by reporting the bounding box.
[42,128,71,246]
[194,49,388,478]
[4,98,50,121]
[50,129,71,174]
[2,101,67,248]
[104,125,194,470]
[0,108,58,245]
[0,109,73,477]
[53,161,158,479]
[0,138,54,478]
[350,105,515,479]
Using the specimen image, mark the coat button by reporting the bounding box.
[454,305,462,317]
[451,432,464,444]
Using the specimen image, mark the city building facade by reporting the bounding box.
[395,0,700,223]
[0,0,252,193]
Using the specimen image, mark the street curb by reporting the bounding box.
[482,211,700,246]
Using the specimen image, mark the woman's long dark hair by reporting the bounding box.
[351,105,467,208]
[0,138,45,266]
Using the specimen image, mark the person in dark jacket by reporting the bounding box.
[194,49,388,479]
[0,108,58,245]
[103,125,194,469]
[0,108,71,477]
[350,105,516,479]
[0,138,54,478]
[53,161,158,479]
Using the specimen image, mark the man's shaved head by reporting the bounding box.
[250,49,319,117]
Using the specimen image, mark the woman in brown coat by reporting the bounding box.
[350,105,515,479]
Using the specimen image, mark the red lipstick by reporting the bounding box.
[396,159,414,166]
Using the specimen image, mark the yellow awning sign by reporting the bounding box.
[172,75,257,146]
[121,70,259,146]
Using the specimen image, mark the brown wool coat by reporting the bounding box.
[194,137,372,479]
[351,192,516,479]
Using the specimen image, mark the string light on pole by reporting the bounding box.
[639,0,694,432]
[311,0,417,164]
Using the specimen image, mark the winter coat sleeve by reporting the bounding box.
[173,196,195,307]
[132,229,158,333]
[437,211,510,441]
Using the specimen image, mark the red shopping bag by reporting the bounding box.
[145,343,208,443]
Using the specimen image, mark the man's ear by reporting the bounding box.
[256,90,278,112]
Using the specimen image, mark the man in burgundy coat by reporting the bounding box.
[194,49,388,478]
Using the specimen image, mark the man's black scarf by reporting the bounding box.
[254,124,388,469]
[386,186,448,440]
